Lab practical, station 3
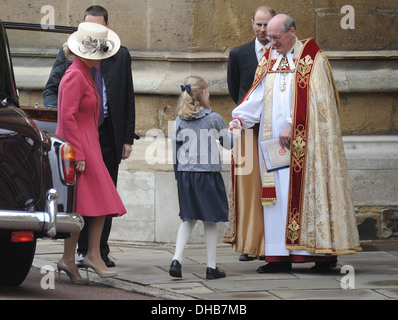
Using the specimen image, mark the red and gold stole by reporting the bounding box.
[285,38,320,245]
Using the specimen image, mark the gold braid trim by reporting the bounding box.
[285,245,362,255]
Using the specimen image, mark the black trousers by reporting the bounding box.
[77,117,119,259]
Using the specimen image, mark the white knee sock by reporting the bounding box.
[173,220,197,263]
[203,222,217,269]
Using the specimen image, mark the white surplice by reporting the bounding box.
[232,49,322,258]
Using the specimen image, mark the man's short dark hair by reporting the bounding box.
[84,5,109,23]
[252,6,277,20]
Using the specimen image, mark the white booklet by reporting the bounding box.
[260,138,291,172]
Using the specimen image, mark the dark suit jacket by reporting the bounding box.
[227,39,259,105]
[43,46,137,164]
[91,47,137,164]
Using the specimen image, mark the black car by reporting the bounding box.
[0,20,84,286]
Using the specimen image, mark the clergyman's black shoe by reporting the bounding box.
[169,259,182,278]
[239,254,256,261]
[206,267,226,280]
[310,262,337,273]
[256,262,292,273]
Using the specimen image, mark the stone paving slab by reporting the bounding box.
[33,240,398,300]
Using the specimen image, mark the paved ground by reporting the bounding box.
[32,239,398,300]
[0,266,158,300]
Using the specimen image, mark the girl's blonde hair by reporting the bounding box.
[177,75,210,118]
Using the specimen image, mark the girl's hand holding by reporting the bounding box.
[229,120,242,139]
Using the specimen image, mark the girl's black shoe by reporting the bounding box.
[206,267,226,280]
[169,259,182,278]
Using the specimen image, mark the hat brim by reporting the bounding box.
[68,28,121,60]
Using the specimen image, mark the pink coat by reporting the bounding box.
[56,58,126,217]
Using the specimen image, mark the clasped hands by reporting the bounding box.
[229,121,292,149]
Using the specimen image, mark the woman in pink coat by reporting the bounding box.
[55,22,126,284]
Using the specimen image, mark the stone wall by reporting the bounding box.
[344,136,398,242]
[3,0,398,51]
[357,207,398,240]
[4,1,398,137]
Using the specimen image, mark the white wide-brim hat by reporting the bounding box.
[68,22,120,60]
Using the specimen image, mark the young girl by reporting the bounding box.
[169,75,232,280]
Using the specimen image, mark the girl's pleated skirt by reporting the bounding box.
[176,171,229,222]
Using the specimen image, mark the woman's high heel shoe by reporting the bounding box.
[57,260,90,285]
[82,257,118,278]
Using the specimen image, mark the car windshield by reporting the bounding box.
[3,22,75,109]
[0,23,18,104]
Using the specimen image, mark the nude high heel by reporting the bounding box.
[82,257,118,278]
[57,259,90,285]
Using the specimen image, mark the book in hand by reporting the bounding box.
[260,138,290,172]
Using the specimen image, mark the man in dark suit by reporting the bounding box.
[227,6,276,104]
[43,6,138,267]
[226,6,275,262]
